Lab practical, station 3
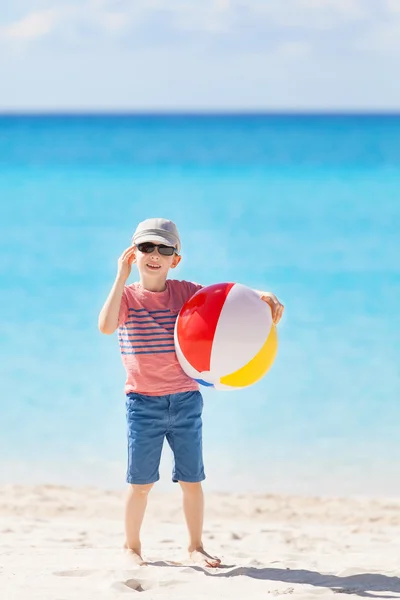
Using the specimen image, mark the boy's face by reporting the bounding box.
[134,240,181,281]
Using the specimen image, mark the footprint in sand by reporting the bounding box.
[54,569,150,593]
[53,569,97,577]
[110,579,146,592]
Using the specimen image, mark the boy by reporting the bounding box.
[98,218,284,567]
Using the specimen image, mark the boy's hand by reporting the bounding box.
[259,292,284,324]
[117,246,136,282]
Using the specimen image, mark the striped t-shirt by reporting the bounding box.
[118,279,203,395]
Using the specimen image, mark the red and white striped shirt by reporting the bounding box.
[118,279,202,395]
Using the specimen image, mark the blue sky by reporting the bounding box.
[1,0,400,111]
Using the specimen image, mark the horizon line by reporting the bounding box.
[1,109,400,117]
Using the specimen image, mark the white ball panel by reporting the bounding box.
[210,283,273,376]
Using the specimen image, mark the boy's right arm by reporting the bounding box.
[98,246,136,335]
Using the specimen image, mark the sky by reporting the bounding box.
[1,1,400,111]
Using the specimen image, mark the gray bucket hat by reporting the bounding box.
[132,218,181,253]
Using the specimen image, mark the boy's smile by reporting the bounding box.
[145,257,162,271]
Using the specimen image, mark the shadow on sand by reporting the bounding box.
[148,562,400,598]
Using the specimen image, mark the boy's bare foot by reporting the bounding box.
[189,546,221,568]
[124,543,147,566]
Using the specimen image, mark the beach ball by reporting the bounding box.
[174,282,278,390]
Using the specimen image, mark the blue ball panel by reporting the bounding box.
[195,378,214,388]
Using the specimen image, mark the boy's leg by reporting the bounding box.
[125,392,168,563]
[179,481,221,568]
[124,483,153,565]
[180,481,203,547]
[167,391,221,567]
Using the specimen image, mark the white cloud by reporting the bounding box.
[0,9,58,41]
[1,0,400,66]
[0,0,370,46]
[297,0,365,17]
[358,22,400,53]
[355,2,400,54]
[172,2,233,33]
[0,0,399,110]
[246,0,367,29]
[0,3,131,43]
[215,0,231,10]
[94,10,127,33]
[386,0,400,14]
[276,41,310,60]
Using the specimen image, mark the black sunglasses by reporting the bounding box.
[136,242,177,256]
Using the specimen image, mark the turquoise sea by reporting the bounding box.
[0,114,399,497]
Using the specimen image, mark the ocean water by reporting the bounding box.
[1,114,399,497]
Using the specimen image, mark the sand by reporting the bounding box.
[1,484,400,599]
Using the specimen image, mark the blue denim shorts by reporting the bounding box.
[125,390,205,485]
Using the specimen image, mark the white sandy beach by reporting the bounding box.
[1,485,400,599]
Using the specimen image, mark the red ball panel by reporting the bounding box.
[177,282,234,373]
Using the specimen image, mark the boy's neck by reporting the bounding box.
[139,275,168,292]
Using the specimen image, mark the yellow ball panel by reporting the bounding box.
[220,325,278,388]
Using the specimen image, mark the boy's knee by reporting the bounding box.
[130,483,154,496]
[179,481,202,493]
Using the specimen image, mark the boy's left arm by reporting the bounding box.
[257,291,284,324]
